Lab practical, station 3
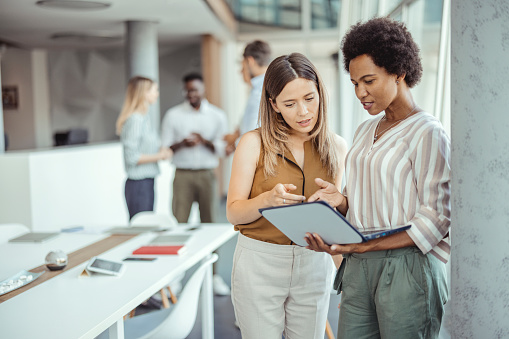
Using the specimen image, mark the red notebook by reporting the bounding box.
[132,245,187,255]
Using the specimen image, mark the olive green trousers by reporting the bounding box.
[334,247,448,339]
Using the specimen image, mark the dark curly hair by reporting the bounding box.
[341,17,423,88]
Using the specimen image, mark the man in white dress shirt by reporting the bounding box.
[161,73,227,224]
[224,40,271,155]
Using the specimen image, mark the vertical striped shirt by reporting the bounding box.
[120,112,161,180]
[344,111,451,263]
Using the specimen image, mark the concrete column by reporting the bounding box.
[125,21,160,129]
[451,1,509,337]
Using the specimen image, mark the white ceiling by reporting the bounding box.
[0,0,230,49]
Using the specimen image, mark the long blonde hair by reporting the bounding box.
[259,53,339,180]
[115,76,154,135]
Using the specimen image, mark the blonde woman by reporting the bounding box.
[116,76,171,220]
[227,53,348,339]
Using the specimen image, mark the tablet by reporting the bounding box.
[149,234,191,245]
[259,201,410,246]
[86,257,125,276]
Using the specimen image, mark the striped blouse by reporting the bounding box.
[120,113,160,180]
[344,111,451,263]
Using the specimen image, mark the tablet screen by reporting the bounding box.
[90,258,123,273]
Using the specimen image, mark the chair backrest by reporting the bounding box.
[0,223,30,243]
[136,253,218,339]
[130,212,178,229]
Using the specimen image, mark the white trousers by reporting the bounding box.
[231,233,333,339]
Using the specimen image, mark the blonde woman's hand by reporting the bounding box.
[158,147,172,160]
[265,183,306,207]
[307,178,345,208]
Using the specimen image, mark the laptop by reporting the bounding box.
[259,201,410,246]
[9,232,60,243]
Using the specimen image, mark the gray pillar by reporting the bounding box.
[125,21,160,129]
[451,1,509,337]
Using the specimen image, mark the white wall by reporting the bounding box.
[28,143,127,229]
[0,154,32,227]
[46,44,202,147]
[48,48,127,144]
[159,44,202,116]
[0,143,176,231]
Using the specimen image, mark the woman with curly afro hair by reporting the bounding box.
[305,17,451,338]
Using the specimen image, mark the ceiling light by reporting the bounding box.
[50,33,122,44]
[36,1,111,10]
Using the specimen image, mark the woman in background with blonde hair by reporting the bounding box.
[116,76,171,220]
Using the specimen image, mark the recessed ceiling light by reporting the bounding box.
[50,33,121,44]
[36,1,111,10]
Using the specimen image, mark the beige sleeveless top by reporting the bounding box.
[234,139,335,245]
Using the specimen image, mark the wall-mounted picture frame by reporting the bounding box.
[2,86,19,110]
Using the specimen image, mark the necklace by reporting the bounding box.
[373,105,418,142]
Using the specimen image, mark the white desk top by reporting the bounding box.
[0,232,108,280]
[0,224,236,339]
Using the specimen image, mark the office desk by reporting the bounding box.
[0,224,236,339]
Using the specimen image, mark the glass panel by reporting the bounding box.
[367,0,379,18]
[260,5,277,24]
[280,9,302,28]
[230,0,301,29]
[311,0,341,29]
[240,5,261,22]
[392,10,402,21]
[406,0,444,120]
[424,0,443,23]
[385,0,403,14]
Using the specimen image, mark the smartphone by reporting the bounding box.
[123,257,157,261]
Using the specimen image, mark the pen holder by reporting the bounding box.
[45,250,68,271]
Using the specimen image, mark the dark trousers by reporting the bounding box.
[125,178,155,220]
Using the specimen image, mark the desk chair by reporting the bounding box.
[0,223,30,243]
[129,212,180,314]
[99,254,218,339]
